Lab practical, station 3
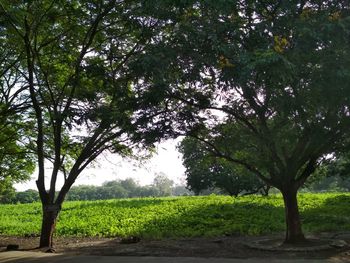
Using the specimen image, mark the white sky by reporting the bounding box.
[14,139,186,191]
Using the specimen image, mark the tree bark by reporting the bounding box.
[39,205,61,248]
[281,188,305,244]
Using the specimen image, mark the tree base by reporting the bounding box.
[245,237,344,252]
[283,234,306,245]
[45,248,56,253]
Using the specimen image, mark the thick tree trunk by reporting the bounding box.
[282,189,305,244]
[39,205,61,248]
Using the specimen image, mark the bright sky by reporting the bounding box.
[14,139,186,191]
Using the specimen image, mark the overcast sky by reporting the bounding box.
[14,139,186,191]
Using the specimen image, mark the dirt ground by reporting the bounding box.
[1,232,350,261]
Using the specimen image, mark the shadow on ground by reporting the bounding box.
[58,196,286,238]
[1,251,341,263]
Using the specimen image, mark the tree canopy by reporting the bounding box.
[143,0,350,243]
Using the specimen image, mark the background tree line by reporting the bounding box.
[5,150,350,205]
[0,174,191,204]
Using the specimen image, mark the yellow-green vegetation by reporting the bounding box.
[0,193,349,238]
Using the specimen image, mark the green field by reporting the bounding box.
[0,193,350,238]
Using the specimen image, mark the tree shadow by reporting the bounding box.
[58,194,350,239]
[138,201,285,238]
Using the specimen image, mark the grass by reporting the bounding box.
[0,193,349,238]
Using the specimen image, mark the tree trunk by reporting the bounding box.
[39,205,61,248]
[281,189,305,244]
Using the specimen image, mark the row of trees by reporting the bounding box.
[8,168,350,205]
[1,0,349,247]
[6,160,349,204]
[1,176,190,204]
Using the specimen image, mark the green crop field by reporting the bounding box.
[0,193,350,238]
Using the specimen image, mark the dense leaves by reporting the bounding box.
[0,116,35,189]
[0,31,35,194]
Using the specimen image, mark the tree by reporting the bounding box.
[0,28,35,194]
[119,178,140,197]
[1,0,169,248]
[305,152,350,192]
[177,137,214,195]
[0,179,16,203]
[178,136,269,197]
[172,185,191,196]
[137,185,158,197]
[153,172,174,196]
[66,185,99,201]
[15,189,40,204]
[102,178,139,198]
[145,1,350,243]
[0,115,35,190]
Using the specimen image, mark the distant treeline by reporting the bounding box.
[3,167,348,204]
[1,175,192,204]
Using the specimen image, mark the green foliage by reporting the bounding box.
[152,172,175,197]
[14,190,40,204]
[0,99,35,193]
[0,180,16,204]
[304,152,350,192]
[178,136,268,196]
[0,193,349,238]
[0,33,35,191]
[0,121,35,184]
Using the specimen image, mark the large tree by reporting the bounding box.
[0,0,169,248]
[144,1,350,243]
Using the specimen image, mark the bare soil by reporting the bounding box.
[1,232,350,261]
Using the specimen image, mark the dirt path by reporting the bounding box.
[0,232,350,262]
[0,251,346,263]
